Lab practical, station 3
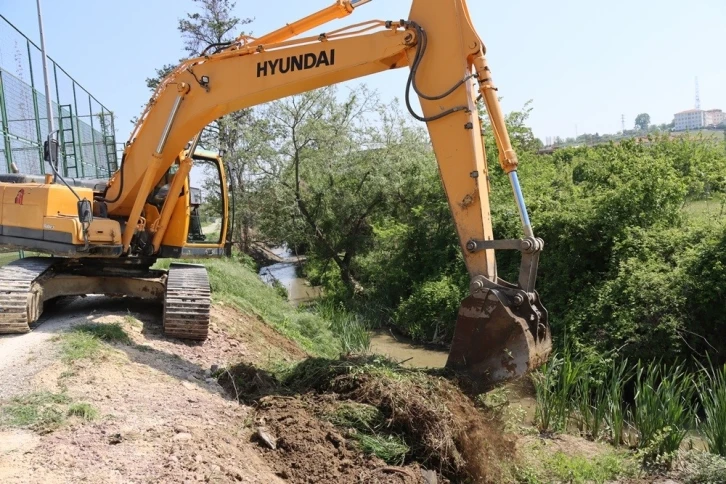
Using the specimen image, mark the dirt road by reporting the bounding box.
[0,297,286,483]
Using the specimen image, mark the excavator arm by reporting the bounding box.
[102,0,551,386]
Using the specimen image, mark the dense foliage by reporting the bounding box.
[249,85,726,368]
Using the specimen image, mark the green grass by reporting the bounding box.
[683,197,726,221]
[72,323,130,344]
[327,402,384,432]
[515,442,639,484]
[155,257,348,358]
[324,400,408,464]
[351,432,409,465]
[530,352,708,466]
[671,129,726,141]
[531,349,588,433]
[540,451,637,484]
[67,402,98,421]
[1,391,71,433]
[56,323,130,363]
[313,300,371,354]
[675,449,726,483]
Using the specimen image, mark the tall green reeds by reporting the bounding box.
[603,358,631,447]
[631,360,696,464]
[313,300,371,354]
[697,358,726,457]
[531,352,704,465]
[532,348,588,433]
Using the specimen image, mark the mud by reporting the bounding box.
[368,331,448,369]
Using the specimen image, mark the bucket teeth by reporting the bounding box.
[446,288,551,389]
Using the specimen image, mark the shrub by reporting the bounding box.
[392,275,464,343]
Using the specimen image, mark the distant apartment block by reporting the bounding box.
[705,109,725,127]
[674,108,725,131]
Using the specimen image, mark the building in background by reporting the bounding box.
[705,109,725,127]
[674,109,706,131]
[674,108,725,131]
[0,14,118,178]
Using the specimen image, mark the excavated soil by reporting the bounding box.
[252,395,427,483]
[220,356,517,484]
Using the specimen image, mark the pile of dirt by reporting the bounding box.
[224,355,517,483]
[251,395,426,483]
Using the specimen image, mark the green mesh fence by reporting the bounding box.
[0,14,118,180]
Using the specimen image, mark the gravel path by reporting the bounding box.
[0,297,101,400]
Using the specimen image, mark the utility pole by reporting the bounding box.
[36,0,56,173]
[621,115,625,133]
[695,76,701,110]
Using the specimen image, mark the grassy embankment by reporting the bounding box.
[154,254,369,358]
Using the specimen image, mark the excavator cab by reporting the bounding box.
[182,149,229,258]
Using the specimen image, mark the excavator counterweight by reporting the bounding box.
[0,0,551,388]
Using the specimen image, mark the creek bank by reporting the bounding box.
[254,244,450,369]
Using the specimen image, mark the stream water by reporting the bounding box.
[258,246,322,304]
[258,246,448,369]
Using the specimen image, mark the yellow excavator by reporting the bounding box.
[0,0,550,386]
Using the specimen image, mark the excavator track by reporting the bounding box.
[162,263,211,341]
[0,257,56,334]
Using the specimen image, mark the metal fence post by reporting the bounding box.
[0,71,14,173]
[88,97,99,177]
[72,83,84,178]
[27,39,44,173]
[52,63,68,177]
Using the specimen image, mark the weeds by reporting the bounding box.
[199,259,341,358]
[604,358,631,447]
[67,403,98,421]
[632,360,696,465]
[57,331,102,362]
[574,366,607,440]
[1,391,71,433]
[514,439,639,484]
[531,349,586,433]
[72,323,130,344]
[696,358,726,457]
[529,351,718,466]
[327,402,384,431]
[542,451,637,484]
[56,323,130,363]
[325,401,408,464]
[351,432,409,465]
[673,449,726,483]
[314,300,371,354]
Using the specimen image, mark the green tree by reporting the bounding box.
[635,113,651,131]
[255,86,434,294]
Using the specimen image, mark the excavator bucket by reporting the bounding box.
[445,237,552,389]
[446,286,551,389]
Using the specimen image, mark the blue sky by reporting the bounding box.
[3,0,725,144]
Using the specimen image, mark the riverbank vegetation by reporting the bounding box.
[203,82,726,475]
[226,83,726,368]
